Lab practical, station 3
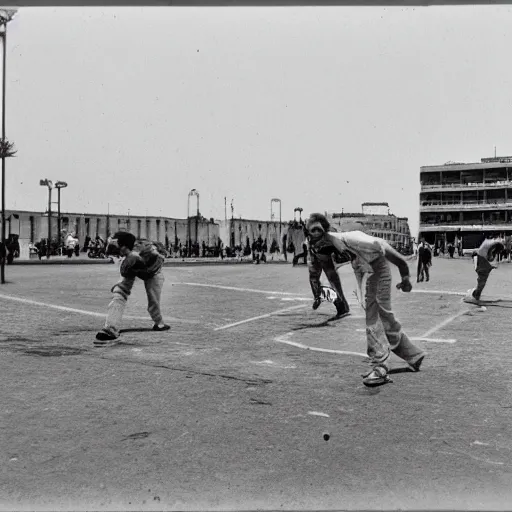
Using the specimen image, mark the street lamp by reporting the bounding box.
[187,188,199,255]
[271,197,282,252]
[55,181,67,250]
[40,179,53,259]
[0,9,17,284]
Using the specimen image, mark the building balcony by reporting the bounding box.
[421,180,511,191]
[420,200,512,211]
[420,220,512,232]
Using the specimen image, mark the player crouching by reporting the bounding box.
[464,238,504,305]
[306,213,426,387]
[95,232,170,346]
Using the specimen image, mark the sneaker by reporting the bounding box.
[362,365,393,387]
[463,288,480,304]
[152,324,171,332]
[94,329,118,346]
[334,298,350,318]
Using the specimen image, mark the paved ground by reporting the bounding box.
[1,256,512,511]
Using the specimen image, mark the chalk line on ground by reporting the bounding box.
[0,293,198,324]
[411,337,457,344]
[419,309,468,338]
[411,289,465,296]
[175,282,305,296]
[274,332,367,358]
[214,305,308,331]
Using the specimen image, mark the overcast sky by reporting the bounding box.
[3,5,512,236]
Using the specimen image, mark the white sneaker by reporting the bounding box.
[463,289,479,304]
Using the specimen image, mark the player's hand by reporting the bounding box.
[312,297,321,310]
[396,277,412,292]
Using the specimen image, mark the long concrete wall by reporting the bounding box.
[0,210,220,250]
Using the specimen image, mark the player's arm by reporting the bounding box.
[383,242,412,292]
[120,252,147,278]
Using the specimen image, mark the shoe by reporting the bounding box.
[463,289,480,305]
[152,324,171,331]
[334,298,350,318]
[409,354,426,372]
[362,365,393,387]
[94,329,118,345]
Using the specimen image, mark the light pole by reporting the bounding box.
[55,181,67,251]
[40,179,53,259]
[0,9,17,284]
[187,188,199,255]
[271,197,282,253]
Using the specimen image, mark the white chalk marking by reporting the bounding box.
[472,440,490,446]
[411,289,466,296]
[177,282,305,296]
[308,411,330,418]
[214,305,308,331]
[420,309,468,338]
[0,293,198,324]
[411,337,457,344]
[252,360,297,369]
[274,332,367,358]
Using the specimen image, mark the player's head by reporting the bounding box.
[113,231,136,252]
[306,213,330,241]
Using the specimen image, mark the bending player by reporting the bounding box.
[95,232,170,345]
[306,213,426,387]
[464,238,504,304]
[305,220,352,318]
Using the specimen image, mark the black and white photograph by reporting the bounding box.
[1,3,512,511]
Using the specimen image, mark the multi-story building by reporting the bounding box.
[419,155,512,249]
[326,202,413,254]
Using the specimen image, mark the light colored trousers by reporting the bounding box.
[365,256,424,369]
[104,271,165,336]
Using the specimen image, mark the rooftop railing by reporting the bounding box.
[420,199,512,209]
[421,180,510,190]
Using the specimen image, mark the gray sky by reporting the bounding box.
[4,6,512,237]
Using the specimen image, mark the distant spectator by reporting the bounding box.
[417,239,432,282]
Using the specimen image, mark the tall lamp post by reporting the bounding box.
[55,181,67,251]
[271,197,282,252]
[40,179,53,259]
[0,9,17,284]
[187,188,199,255]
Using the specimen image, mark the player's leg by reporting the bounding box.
[308,254,323,310]
[322,257,350,316]
[362,270,392,386]
[424,262,430,282]
[473,270,490,300]
[96,276,136,342]
[144,271,169,331]
[373,257,425,370]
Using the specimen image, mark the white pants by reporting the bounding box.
[103,271,165,337]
